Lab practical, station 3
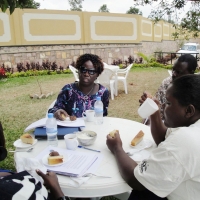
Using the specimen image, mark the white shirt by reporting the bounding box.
[134,119,200,200]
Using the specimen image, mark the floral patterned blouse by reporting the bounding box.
[49,82,109,117]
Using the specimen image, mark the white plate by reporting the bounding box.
[57,118,77,123]
[13,139,38,149]
[130,139,153,149]
[42,154,68,167]
[130,150,150,162]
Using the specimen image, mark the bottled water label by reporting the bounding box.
[47,132,58,147]
[94,108,103,113]
[46,128,57,134]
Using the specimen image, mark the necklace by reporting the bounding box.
[78,82,95,100]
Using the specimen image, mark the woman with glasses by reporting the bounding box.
[49,53,109,120]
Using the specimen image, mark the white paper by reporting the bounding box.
[24,118,85,132]
[35,146,102,177]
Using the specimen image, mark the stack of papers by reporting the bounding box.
[35,147,102,177]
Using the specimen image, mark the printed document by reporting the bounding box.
[35,146,102,177]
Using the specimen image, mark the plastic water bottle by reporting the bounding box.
[46,113,58,147]
[94,96,103,125]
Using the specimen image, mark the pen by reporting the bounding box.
[78,145,101,153]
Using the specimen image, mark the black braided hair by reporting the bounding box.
[177,54,197,73]
[75,53,104,76]
[172,74,200,111]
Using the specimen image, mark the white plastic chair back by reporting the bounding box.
[98,68,115,100]
[69,65,79,81]
[168,69,172,76]
[45,100,56,117]
[98,68,114,88]
[103,62,109,67]
[114,63,133,94]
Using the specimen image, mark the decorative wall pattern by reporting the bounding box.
[1,8,197,47]
[0,12,11,43]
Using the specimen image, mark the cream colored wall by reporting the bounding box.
[0,8,183,46]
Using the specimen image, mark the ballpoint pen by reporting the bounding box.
[78,145,101,153]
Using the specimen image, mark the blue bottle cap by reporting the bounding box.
[96,96,101,101]
[48,113,54,118]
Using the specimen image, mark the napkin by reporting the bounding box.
[69,176,91,187]
[14,154,47,184]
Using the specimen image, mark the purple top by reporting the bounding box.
[48,82,109,117]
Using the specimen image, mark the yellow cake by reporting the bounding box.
[131,130,144,146]
[20,133,34,145]
[48,155,63,165]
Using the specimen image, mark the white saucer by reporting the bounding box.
[130,139,153,149]
[130,150,150,162]
[13,139,38,149]
[42,154,68,167]
[57,118,77,123]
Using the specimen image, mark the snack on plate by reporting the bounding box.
[131,130,144,146]
[69,115,77,121]
[48,151,63,165]
[61,113,67,120]
[49,151,59,156]
[20,133,34,144]
[109,130,119,138]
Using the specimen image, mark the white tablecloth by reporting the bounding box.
[14,117,155,198]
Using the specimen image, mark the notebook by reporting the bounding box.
[34,126,80,140]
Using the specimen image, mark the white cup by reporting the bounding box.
[82,110,95,122]
[138,98,159,118]
[64,134,78,150]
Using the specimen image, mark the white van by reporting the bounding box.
[177,43,200,59]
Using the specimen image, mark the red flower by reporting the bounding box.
[0,67,6,76]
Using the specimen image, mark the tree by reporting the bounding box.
[98,4,109,13]
[133,0,200,39]
[68,0,84,11]
[0,0,40,14]
[126,7,142,15]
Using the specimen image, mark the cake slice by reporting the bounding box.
[48,155,63,165]
[131,130,144,146]
[20,133,34,145]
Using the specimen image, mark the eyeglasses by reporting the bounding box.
[79,67,97,75]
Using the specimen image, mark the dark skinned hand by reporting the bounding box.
[54,109,69,121]
[139,92,160,106]
[106,132,123,155]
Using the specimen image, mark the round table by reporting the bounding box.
[15,117,155,198]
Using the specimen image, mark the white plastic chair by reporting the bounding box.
[69,65,79,81]
[45,100,56,117]
[103,62,109,67]
[112,64,132,94]
[97,68,115,100]
[168,69,172,76]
